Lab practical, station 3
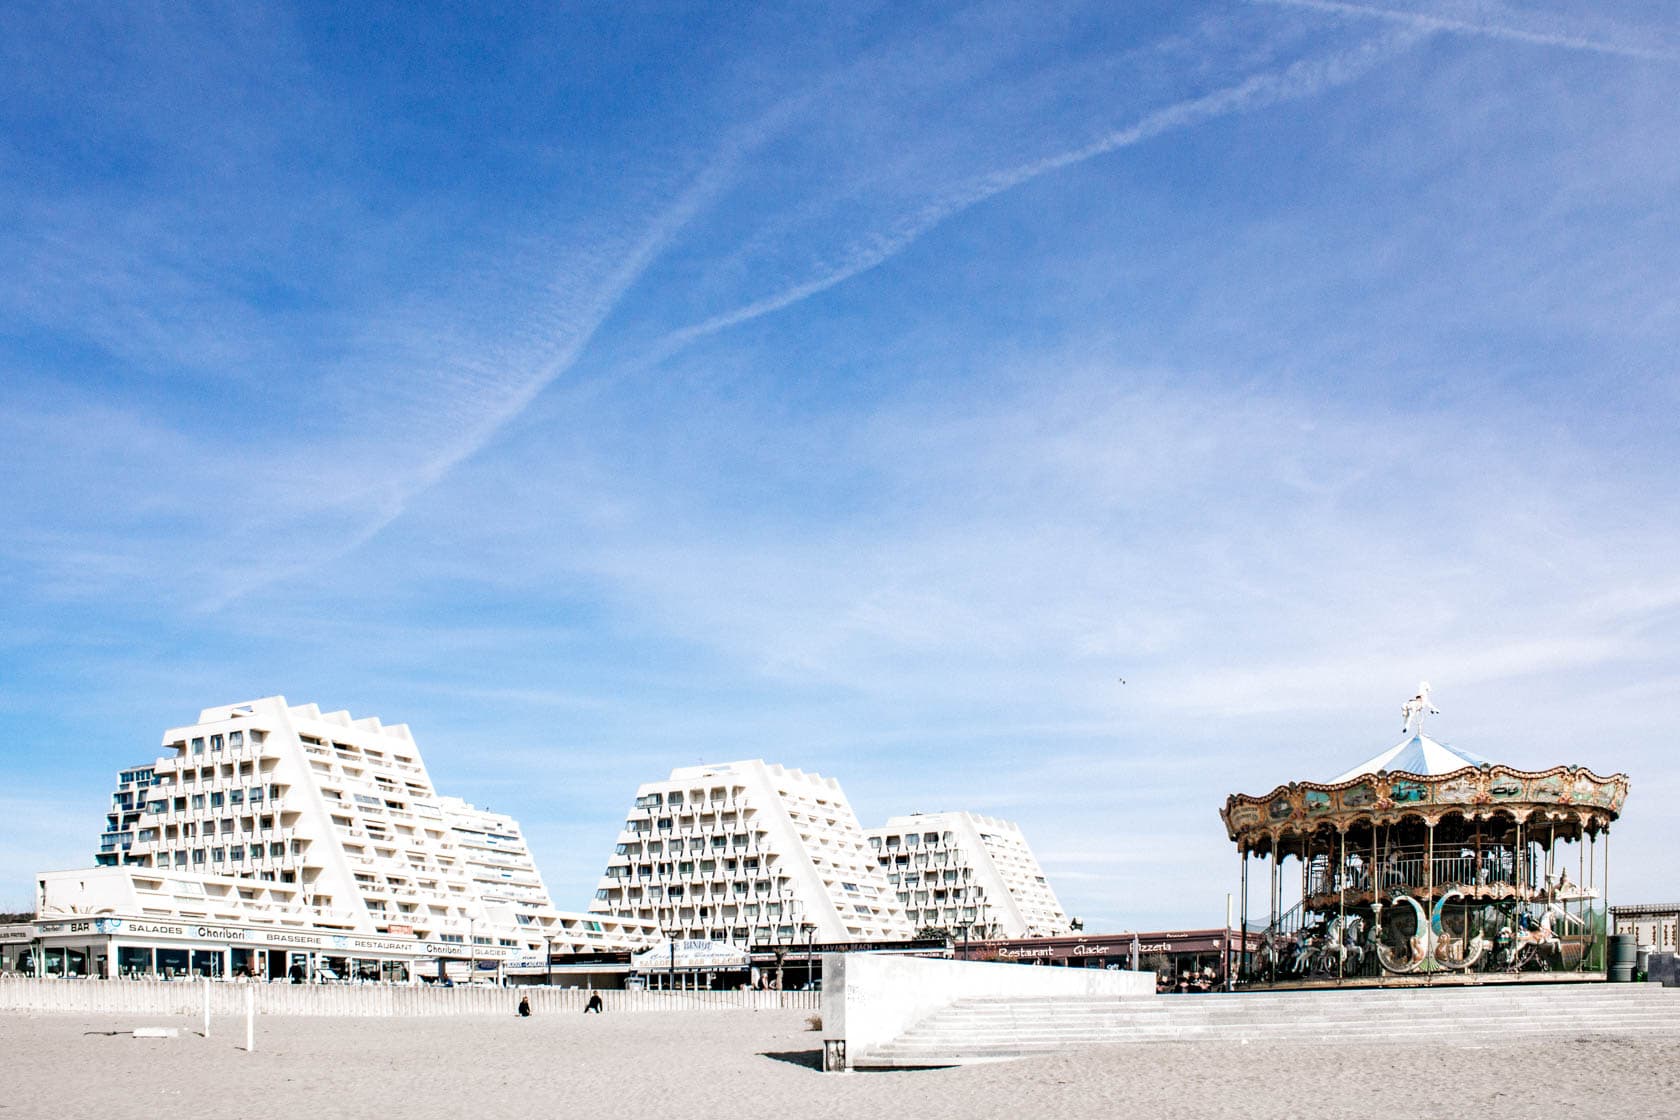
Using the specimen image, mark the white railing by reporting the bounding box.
[0,976,817,1017]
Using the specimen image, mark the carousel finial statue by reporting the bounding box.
[1401,681,1438,736]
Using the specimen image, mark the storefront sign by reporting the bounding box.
[633,939,751,971]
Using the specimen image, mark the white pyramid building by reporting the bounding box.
[94,696,657,956]
[867,811,1072,939]
[589,760,912,945]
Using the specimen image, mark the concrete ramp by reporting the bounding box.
[818,953,1154,1070]
[855,983,1680,1068]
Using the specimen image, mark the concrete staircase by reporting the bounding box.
[854,984,1680,1068]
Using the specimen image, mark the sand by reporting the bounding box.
[6,1008,1679,1120]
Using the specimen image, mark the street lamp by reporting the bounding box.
[544,934,554,987]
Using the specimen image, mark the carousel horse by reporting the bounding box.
[1508,909,1562,971]
[1312,915,1366,975]
[1288,928,1315,975]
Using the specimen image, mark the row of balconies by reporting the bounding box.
[135,824,295,847]
[610,880,794,903]
[601,865,778,886]
[144,799,273,820]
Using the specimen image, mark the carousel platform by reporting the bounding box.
[1239,969,1606,991]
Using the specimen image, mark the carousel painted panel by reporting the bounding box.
[1227,802,1262,830]
[1339,783,1377,810]
[1489,774,1524,801]
[1389,779,1429,805]
[1434,773,1480,805]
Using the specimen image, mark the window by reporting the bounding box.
[248,787,264,803]
[191,794,205,810]
[270,843,283,857]
[192,849,205,863]
[191,738,205,755]
[249,844,262,859]
[210,792,223,808]
[230,790,243,805]
[210,734,223,751]
[228,730,243,747]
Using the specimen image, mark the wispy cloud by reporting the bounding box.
[1257,0,1680,63]
[659,28,1424,351]
[4,3,1678,923]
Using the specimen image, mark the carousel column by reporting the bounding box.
[1372,823,1384,987]
[1238,844,1248,983]
[1603,827,1611,973]
[1515,818,1525,901]
[1425,818,1436,982]
[1578,822,1587,972]
[1268,844,1278,984]
[1337,826,1347,984]
[1300,835,1308,922]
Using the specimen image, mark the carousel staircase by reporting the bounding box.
[852,983,1680,1068]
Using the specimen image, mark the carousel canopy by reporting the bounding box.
[1326,733,1493,784]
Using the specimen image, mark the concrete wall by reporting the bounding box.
[0,977,818,1017]
[820,953,1153,1069]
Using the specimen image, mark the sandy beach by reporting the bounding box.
[6,1007,1679,1120]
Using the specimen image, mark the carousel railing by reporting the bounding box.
[1305,847,1538,899]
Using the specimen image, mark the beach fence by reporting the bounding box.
[0,977,818,1018]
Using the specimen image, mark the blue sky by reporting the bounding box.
[2,1,1677,928]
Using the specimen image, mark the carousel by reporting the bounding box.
[1221,685,1628,986]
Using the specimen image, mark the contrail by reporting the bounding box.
[198,98,810,612]
[660,29,1425,352]
[1257,0,1680,63]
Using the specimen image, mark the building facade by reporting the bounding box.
[867,811,1073,939]
[6,866,657,983]
[589,760,913,946]
[1611,903,1680,952]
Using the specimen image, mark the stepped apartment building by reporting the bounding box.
[56,696,659,980]
[867,811,1073,939]
[589,761,913,946]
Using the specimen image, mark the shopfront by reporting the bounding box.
[0,916,506,983]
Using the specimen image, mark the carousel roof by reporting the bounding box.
[1326,733,1493,784]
